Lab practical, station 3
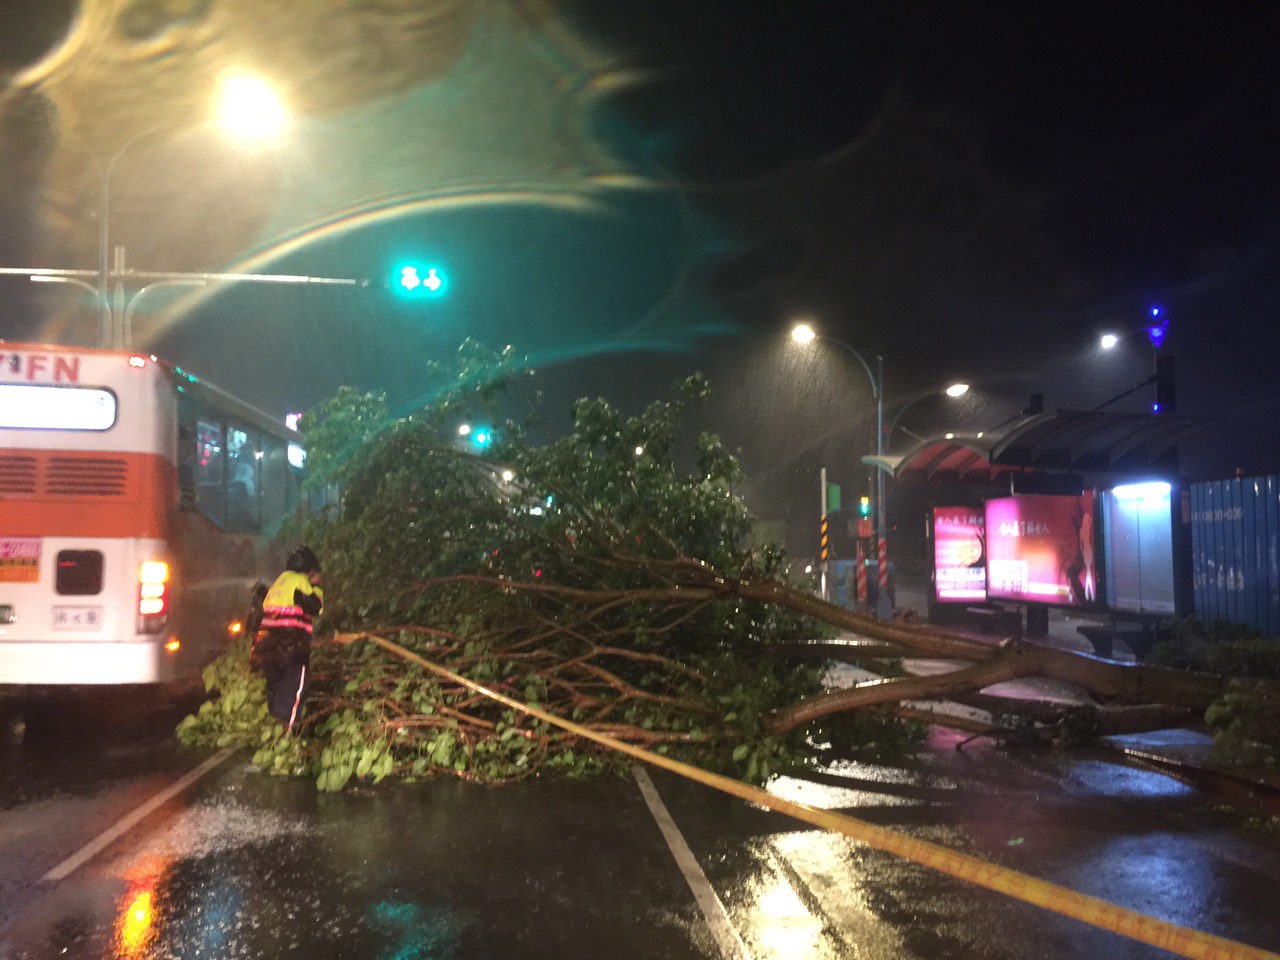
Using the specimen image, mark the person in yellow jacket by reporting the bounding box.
[253,545,324,731]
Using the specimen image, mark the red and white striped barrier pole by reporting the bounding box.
[877,535,888,612]
[856,541,867,608]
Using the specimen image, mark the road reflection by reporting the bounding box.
[114,887,156,957]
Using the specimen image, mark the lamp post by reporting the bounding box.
[791,322,891,619]
[883,382,970,451]
[89,70,290,350]
[5,82,358,349]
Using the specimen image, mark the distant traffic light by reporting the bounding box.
[457,422,494,448]
[858,495,871,518]
[394,262,447,297]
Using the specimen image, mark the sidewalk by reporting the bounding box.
[834,578,1280,812]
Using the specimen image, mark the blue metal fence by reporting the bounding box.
[1189,475,1280,636]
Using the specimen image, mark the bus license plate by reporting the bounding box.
[52,606,104,630]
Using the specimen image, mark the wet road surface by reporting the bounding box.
[658,728,1280,959]
[3,758,718,959]
[3,693,1280,959]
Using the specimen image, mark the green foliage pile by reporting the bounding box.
[1147,617,1280,766]
[179,343,912,790]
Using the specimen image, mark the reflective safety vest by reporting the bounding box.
[260,570,324,633]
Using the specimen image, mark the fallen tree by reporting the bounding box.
[177,345,1280,789]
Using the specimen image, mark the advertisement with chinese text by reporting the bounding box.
[932,507,987,603]
[985,493,1098,607]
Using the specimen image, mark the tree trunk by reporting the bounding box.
[731,577,1254,720]
[451,568,1279,735]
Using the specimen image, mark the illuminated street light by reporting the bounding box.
[214,71,289,141]
[1100,333,1119,350]
[790,323,817,345]
[886,382,972,449]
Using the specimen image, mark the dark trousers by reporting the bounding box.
[255,630,311,729]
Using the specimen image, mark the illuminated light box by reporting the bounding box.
[1103,481,1175,614]
[985,492,1098,608]
[932,507,987,603]
[0,384,117,431]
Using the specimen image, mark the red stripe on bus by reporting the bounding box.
[0,451,175,539]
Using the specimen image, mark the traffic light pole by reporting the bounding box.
[3,255,360,349]
[1092,356,1175,415]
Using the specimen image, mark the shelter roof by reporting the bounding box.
[863,409,1217,484]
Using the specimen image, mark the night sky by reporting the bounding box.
[3,1,1279,555]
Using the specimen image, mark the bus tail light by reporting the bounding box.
[137,561,170,633]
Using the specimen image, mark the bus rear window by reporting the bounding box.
[56,550,104,595]
[0,384,117,431]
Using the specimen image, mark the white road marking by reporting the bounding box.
[41,747,237,883]
[632,765,753,960]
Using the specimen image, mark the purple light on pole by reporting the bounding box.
[1147,306,1167,349]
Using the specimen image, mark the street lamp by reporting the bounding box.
[883,382,971,450]
[94,71,287,348]
[0,70,341,349]
[214,71,289,141]
[789,321,891,619]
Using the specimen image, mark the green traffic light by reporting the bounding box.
[395,263,447,296]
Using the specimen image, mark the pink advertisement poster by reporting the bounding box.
[932,508,987,603]
[984,493,1097,607]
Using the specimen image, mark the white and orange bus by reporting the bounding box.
[0,341,309,687]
